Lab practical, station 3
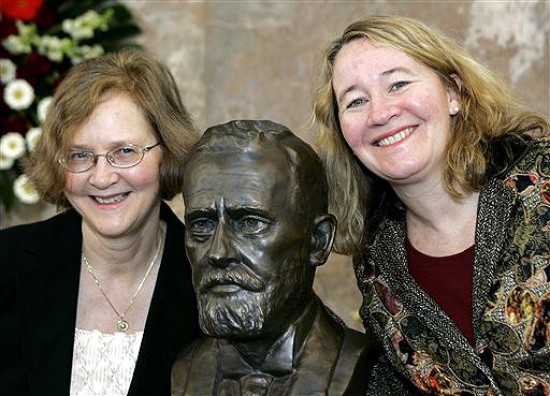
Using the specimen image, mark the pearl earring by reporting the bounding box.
[451,105,460,115]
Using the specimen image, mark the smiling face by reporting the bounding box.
[63,92,162,239]
[332,39,459,188]
[183,148,315,339]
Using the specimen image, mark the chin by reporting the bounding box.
[198,292,267,337]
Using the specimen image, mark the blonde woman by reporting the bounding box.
[314,15,549,395]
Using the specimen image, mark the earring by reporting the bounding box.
[450,104,460,115]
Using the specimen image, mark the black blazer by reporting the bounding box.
[0,202,202,396]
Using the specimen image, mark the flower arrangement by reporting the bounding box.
[0,0,141,212]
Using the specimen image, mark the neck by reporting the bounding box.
[394,182,479,256]
[230,333,283,368]
[81,221,163,278]
[229,296,317,368]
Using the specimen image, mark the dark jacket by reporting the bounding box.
[0,202,202,396]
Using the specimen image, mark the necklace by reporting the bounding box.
[82,230,163,332]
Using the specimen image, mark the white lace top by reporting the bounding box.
[70,328,144,396]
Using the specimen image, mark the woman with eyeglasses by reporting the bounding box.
[0,50,203,396]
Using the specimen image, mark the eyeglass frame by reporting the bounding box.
[57,142,161,173]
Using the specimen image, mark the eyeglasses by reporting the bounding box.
[58,142,161,173]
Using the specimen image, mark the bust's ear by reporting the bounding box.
[310,214,336,267]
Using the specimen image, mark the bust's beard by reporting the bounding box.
[198,291,267,337]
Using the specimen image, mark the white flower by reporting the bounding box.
[0,152,14,170]
[37,96,53,123]
[0,58,16,84]
[62,19,94,41]
[13,174,40,204]
[4,79,35,110]
[0,132,27,160]
[2,35,32,54]
[37,35,73,62]
[71,44,104,64]
[1,21,37,55]
[62,10,110,41]
[26,127,42,152]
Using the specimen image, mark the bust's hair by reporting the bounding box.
[190,119,329,219]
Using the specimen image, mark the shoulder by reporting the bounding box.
[160,201,184,229]
[1,209,79,239]
[323,309,380,394]
[317,302,379,360]
[171,337,217,395]
[175,337,216,362]
[507,137,550,174]
[0,210,81,270]
[502,138,550,198]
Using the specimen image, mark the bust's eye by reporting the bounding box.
[188,218,216,237]
[237,216,271,235]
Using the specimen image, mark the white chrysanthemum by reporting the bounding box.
[0,152,15,170]
[0,58,16,84]
[4,79,35,110]
[13,174,40,204]
[26,127,42,152]
[37,96,53,123]
[0,132,26,160]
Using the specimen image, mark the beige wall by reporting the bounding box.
[3,0,549,330]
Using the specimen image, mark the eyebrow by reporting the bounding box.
[185,205,273,221]
[69,140,135,149]
[185,207,216,222]
[335,66,413,103]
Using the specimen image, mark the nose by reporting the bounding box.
[206,220,237,269]
[366,95,397,127]
[88,155,118,189]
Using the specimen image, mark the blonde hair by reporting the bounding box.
[26,50,199,208]
[314,15,549,254]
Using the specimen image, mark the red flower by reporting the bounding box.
[2,115,30,135]
[0,0,44,22]
[0,16,18,40]
[34,4,56,30]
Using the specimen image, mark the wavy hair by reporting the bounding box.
[26,49,199,209]
[313,15,549,255]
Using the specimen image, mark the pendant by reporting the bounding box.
[117,319,129,332]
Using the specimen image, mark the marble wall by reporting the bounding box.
[3,1,549,330]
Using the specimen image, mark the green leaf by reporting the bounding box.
[91,24,142,44]
[0,171,15,213]
[108,4,133,23]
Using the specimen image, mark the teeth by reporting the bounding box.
[376,127,415,147]
[94,193,128,204]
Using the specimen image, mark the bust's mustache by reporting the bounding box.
[198,266,264,293]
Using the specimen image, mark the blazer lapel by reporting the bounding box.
[128,203,201,396]
[472,178,516,337]
[17,211,82,395]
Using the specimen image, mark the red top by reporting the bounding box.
[406,238,475,345]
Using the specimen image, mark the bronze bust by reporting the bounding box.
[172,120,378,395]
